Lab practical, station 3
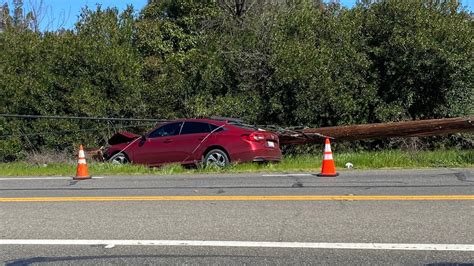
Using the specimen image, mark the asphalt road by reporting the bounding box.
[1,168,473,265]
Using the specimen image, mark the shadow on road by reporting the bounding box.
[6,253,265,265]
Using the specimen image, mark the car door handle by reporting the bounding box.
[163,139,173,143]
[198,137,204,141]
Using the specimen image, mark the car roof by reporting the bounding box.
[156,118,227,126]
[152,118,260,133]
[185,118,228,124]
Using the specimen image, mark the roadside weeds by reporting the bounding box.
[0,150,472,177]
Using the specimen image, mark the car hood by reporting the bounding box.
[108,131,141,145]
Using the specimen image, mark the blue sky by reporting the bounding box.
[2,0,474,31]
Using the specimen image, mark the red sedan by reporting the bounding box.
[104,118,282,167]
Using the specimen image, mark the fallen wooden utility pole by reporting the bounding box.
[278,116,474,144]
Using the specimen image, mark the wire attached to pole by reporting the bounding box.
[0,114,168,123]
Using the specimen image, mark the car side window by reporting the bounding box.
[180,122,212,135]
[148,122,183,138]
[209,123,224,132]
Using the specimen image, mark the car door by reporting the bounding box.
[132,122,183,166]
[174,122,213,163]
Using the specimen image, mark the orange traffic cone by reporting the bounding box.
[317,138,339,177]
[74,145,91,180]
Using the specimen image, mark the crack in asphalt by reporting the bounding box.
[447,169,473,183]
[68,180,79,186]
[290,175,304,188]
[455,172,468,182]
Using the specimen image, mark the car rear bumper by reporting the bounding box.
[252,156,282,162]
[231,148,282,163]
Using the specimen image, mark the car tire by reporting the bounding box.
[204,149,229,168]
[108,152,130,164]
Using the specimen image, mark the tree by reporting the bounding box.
[356,0,473,121]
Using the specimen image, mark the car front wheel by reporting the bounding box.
[204,149,229,168]
[108,152,130,165]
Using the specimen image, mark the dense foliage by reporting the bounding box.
[0,0,472,161]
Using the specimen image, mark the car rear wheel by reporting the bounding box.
[109,152,129,164]
[204,149,229,168]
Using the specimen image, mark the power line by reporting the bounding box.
[0,114,169,122]
[0,123,155,139]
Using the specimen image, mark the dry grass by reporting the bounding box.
[24,150,75,165]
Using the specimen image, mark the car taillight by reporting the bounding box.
[242,132,266,142]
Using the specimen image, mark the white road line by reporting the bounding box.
[262,174,313,177]
[0,240,473,251]
[0,176,104,181]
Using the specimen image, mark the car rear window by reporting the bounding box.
[228,121,259,131]
[209,123,224,132]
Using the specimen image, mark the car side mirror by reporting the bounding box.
[138,135,147,147]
